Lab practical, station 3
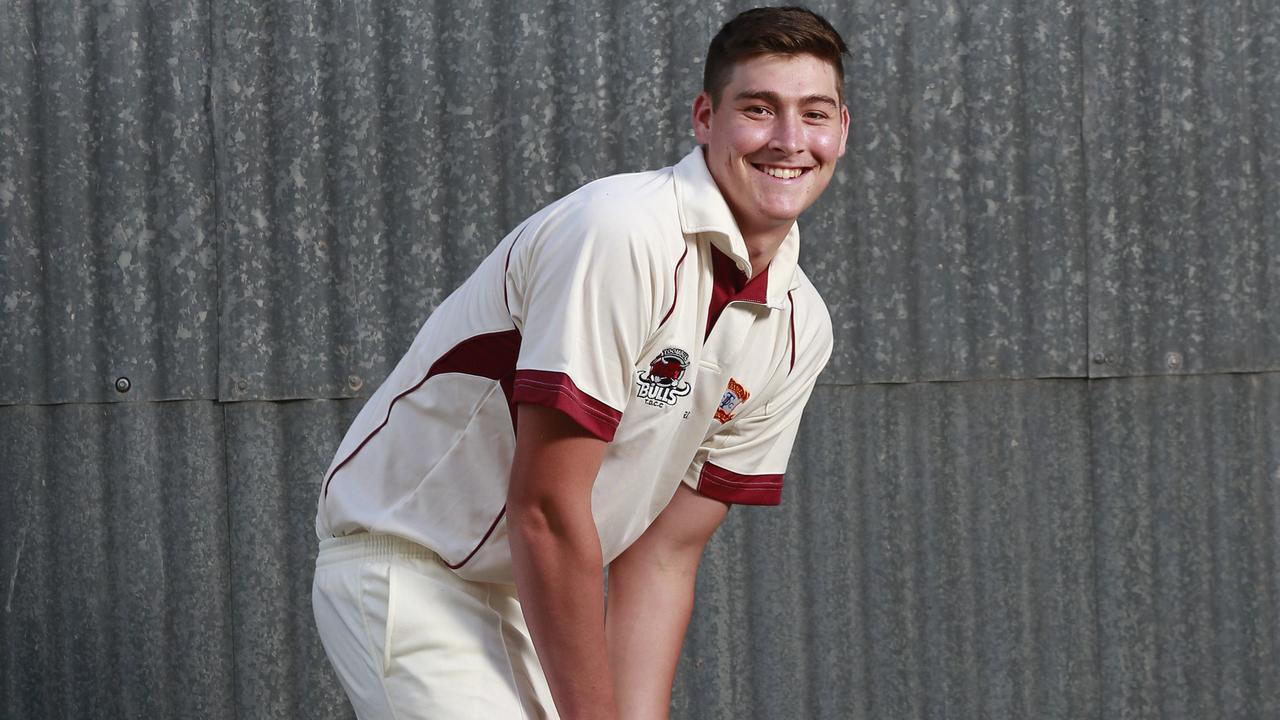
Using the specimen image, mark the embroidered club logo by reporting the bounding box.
[636,348,692,407]
[715,378,750,423]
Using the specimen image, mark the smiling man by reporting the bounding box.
[312,7,848,719]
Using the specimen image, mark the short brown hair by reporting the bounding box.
[703,6,849,106]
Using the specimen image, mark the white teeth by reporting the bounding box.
[761,166,804,179]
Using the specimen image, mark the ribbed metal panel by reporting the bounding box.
[6,379,1276,718]
[0,401,233,719]
[209,0,1089,403]
[1085,0,1280,378]
[0,0,219,405]
[809,0,1089,384]
[5,0,1280,718]
[223,399,360,720]
[676,381,1099,719]
[211,0,721,402]
[1093,373,1280,720]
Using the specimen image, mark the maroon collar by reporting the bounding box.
[706,246,770,338]
[711,245,769,304]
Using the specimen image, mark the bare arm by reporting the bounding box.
[606,484,730,720]
[507,403,617,720]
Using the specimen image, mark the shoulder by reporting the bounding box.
[563,166,681,236]
[520,165,687,269]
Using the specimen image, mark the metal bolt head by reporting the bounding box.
[114,377,131,393]
[1092,352,1108,365]
[1165,352,1183,370]
[347,375,364,392]
[236,378,248,392]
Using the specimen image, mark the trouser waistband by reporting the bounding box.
[316,533,442,568]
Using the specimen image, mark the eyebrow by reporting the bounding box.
[733,89,840,108]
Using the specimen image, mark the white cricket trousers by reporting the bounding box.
[312,533,559,719]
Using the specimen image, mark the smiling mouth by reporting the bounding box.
[754,164,809,180]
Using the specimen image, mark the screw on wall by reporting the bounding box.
[1092,352,1109,365]
[347,375,363,392]
[1165,352,1183,370]
[114,377,131,394]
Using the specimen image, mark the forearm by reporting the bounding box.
[606,545,701,719]
[507,403,616,719]
[605,485,728,720]
[508,504,617,720]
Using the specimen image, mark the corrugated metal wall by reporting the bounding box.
[3,0,1278,718]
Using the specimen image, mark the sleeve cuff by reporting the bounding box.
[695,462,784,506]
[512,370,623,442]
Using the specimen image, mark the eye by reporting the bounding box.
[804,110,830,121]
[744,105,772,116]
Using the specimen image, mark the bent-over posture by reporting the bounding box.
[313,6,850,718]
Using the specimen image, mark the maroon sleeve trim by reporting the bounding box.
[696,461,784,506]
[512,369,623,442]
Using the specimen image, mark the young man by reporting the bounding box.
[312,6,849,718]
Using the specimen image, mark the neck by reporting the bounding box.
[742,223,792,278]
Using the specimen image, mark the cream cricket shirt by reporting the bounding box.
[317,148,833,584]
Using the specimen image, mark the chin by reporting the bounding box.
[757,200,810,224]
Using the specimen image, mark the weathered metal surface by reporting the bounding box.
[3,378,1277,719]
[210,0,717,402]
[1092,373,1280,720]
[0,0,219,406]
[1085,0,1280,378]
[209,0,1088,404]
[224,399,360,720]
[0,401,234,719]
[808,0,1089,385]
[676,380,1099,719]
[4,0,1280,719]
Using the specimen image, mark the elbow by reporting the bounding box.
[506,493,604,574]
[507,490,595,548]
[507,497,555,542]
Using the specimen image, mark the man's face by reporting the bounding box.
[692,53,849,241]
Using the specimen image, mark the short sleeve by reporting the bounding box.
[681,291,833,505]
[507,203,663,442]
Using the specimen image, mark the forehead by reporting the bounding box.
[722,53,841,99]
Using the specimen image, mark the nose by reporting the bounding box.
[768,112,803,154]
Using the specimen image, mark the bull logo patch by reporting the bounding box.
[636,348,692,407]
[714,378,749,423]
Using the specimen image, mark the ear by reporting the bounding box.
[837,104,850,157]
[691,91,715,144]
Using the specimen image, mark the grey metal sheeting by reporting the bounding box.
[1093,374,1280,719]
[677,381,1099,719]
[815,0,1089,384]
[1,402,234,719]
[0,0,219,405]
[210,0,1096,399]
[1085,0,1280,378]
[224,399,359,720]
[6,381,1277,718]
[3,0,1280,717]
